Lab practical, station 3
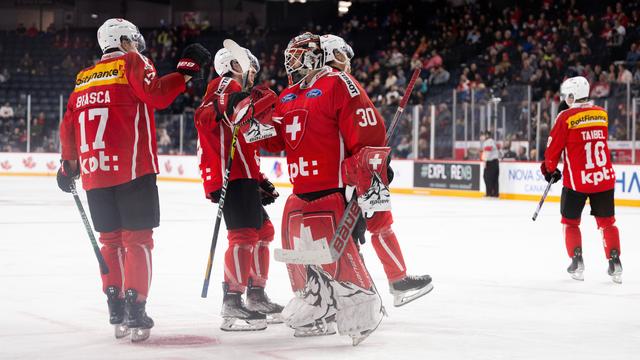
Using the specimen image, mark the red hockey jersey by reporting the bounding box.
[60,51,186,190]
[544,103,615,193]
[195,77,264,197]
[264,67,386,194]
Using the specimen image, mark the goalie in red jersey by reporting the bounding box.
[194,45,282,331]
[541,76,623,283]
[319,34,433,306]
[57,18,211,341]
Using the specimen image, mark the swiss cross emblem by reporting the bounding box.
[283,109,308,150]
[367,149,389,175]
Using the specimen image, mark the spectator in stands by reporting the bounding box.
[617,63,632,83]
[157,128,171,154]
[502,140,517,160]
[0,68,8,83]
[26,23,39,37]
[0,103,14,119]
[16,23,26,35]
[18,53,33,73]
[428,66,450,85]
[591,73,611,98]
[516,146,528,161]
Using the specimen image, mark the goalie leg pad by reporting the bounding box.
[99,230,125,294]
[225,228,258,292]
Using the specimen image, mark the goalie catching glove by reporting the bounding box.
[341,146,392,213]
[176,43,212,79]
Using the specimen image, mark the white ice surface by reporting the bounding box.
[1,176,639,360]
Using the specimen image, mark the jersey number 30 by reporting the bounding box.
[584,141,607,169]
[79,108,109,153]
[356,107,377,127]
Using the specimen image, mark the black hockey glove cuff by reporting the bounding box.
[208,189,221,203]
[56,160,79,193]
[540,162,561,183]
[177,43,212,78]
[386,155,394,184]
[352,214,367,245]
[225,92,251,119]
[259,179,279,206]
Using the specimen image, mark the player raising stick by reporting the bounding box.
[541,76,623,283]
[194,44,283,331]
[320,34,433,306]
[56,18,211,341]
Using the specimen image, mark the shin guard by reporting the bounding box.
[596,216,620,259]
[561,217,582,258]
[225,228,258,292]
[121,229,154,301]
[99,230,125,295]
[250,219,275,288]
[367,212,407,282]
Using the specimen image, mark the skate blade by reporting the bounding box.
[570,271,584,281]
[130,327,150,342]
[293,324,336,337]
[114,324,130,339]
[266,313,284,325]
[393,283,434,307]
[220,318,267,332]
[611,273,622,284]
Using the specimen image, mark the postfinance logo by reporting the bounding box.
[566,110,608,129]
[74,59,128,92]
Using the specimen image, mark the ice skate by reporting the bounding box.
[220,283,267,331]
[293,314,337,337]
[608,249,622,284]
[124,289,154,342]
[567,247,585,281]
[246,281,284,324]
[106,286,129,339]
[390,274,434,307]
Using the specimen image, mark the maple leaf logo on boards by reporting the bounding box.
[164,160,172,173]
[46,161,57,170]
[1,160,11,170]
[178,164,184,175]
[23,157,36,169]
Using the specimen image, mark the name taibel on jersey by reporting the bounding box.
[545,104,615,193]
[60,51,185,190]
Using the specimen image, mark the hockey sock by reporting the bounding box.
[250,220,275,288]
[561,217,582,258]
[225,228,258,292]
[122,229,154,302]
[595,216,620,259]
[370,227,407,282]
[99,230,124,295]
[367,212,407,282]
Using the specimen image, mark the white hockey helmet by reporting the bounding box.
[214,47,260,77]
[560,76,590,105]
[320,34,354,66]
[97,18,145,53]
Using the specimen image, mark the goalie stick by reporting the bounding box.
[274,67,421,264]
[201,39,252,298]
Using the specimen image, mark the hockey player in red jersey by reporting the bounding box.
[194,45,283,331]
[256,32,388,344]
[56,18,211,341]
[320,34,433,306]
[541,76,623,283]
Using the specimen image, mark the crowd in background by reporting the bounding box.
[1,0,640,159]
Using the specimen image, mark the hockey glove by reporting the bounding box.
[177,43,212,78]
[352,214,367,245]
[225,92,251,120]
[540,162,561,183]
[56,160,79,193]
[208,189,221,203]
[259,179,279,206]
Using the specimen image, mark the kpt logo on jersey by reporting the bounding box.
[306,89,323,98]
[281,93,297,103]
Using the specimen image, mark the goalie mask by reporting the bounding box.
[284,32,324,86]
[97,18,146,53]
[320,34,354,71]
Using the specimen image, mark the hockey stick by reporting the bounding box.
[69,181,109,275]
[275,68,421,264]
[201,39,251,298]
[531,180,553,221]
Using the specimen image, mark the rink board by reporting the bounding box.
[1,152,639,206]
